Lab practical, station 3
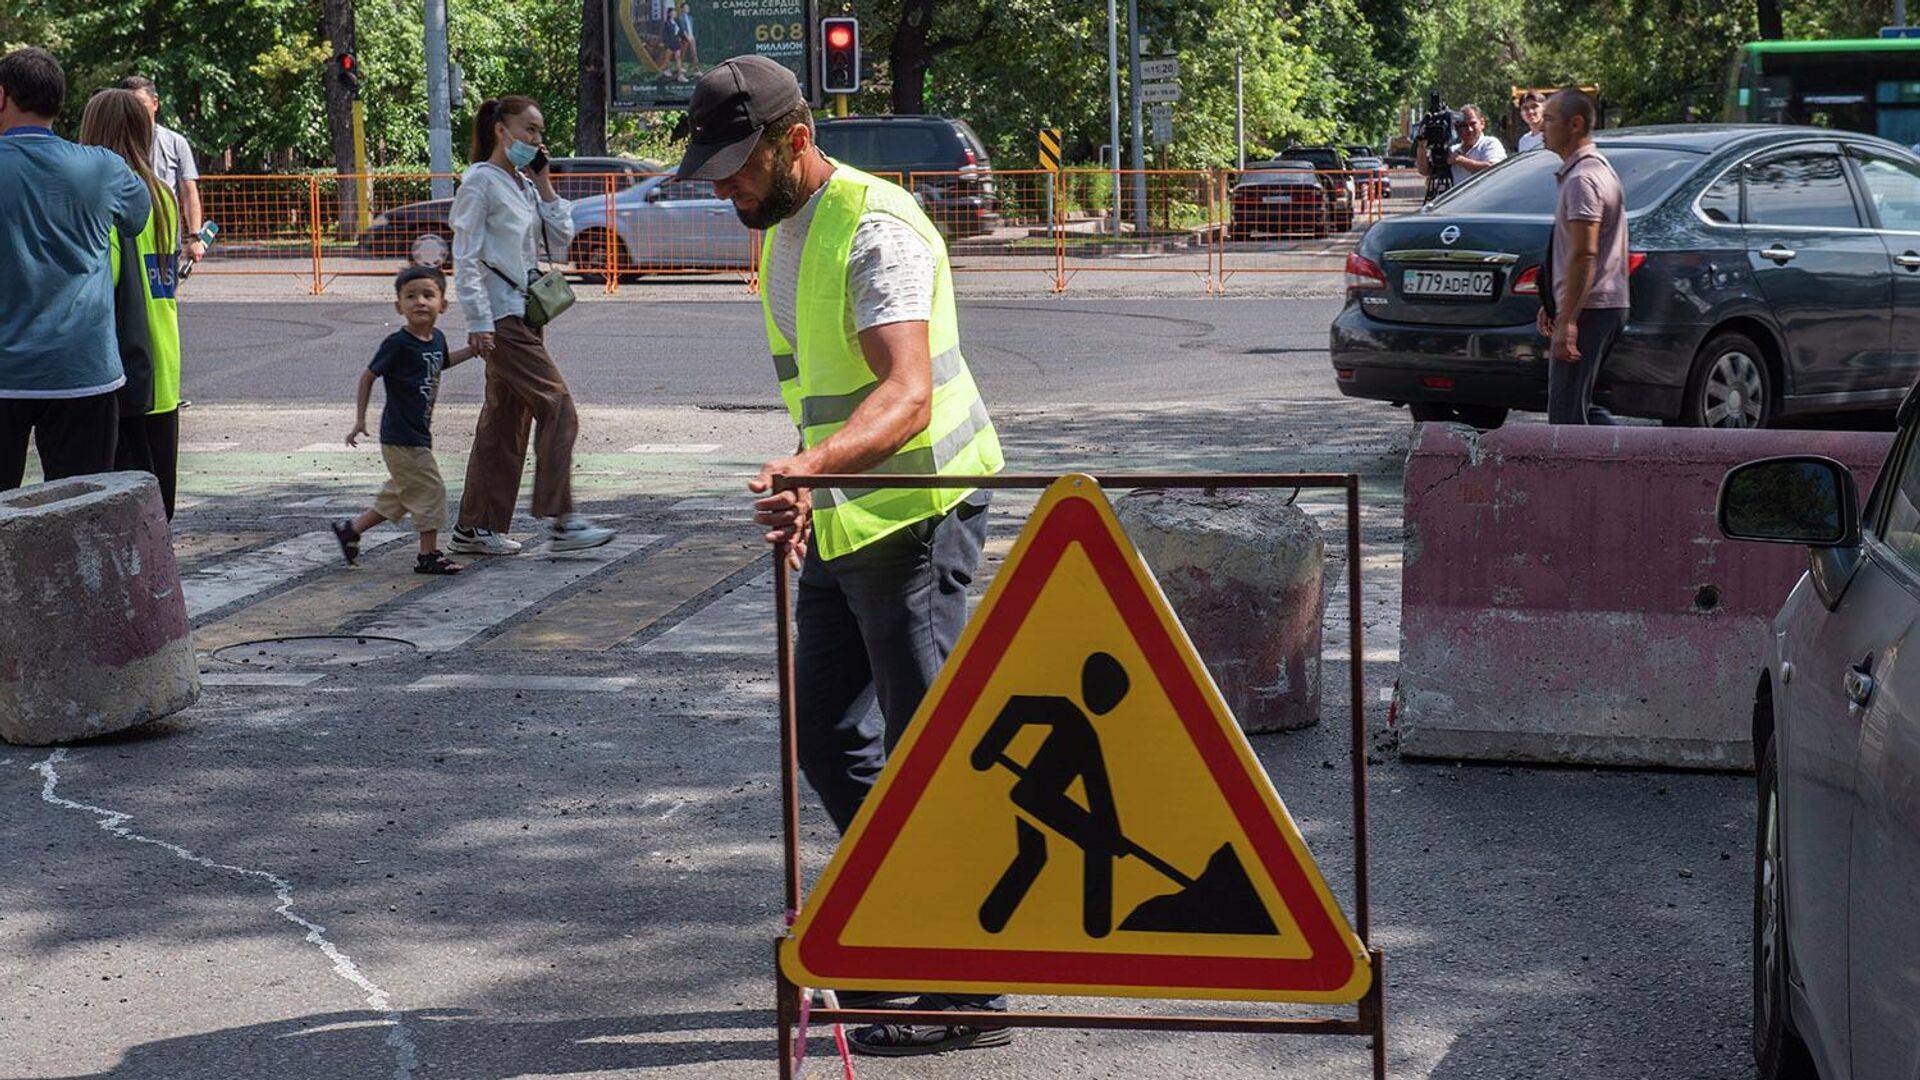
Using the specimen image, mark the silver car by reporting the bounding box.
[1717,398,1920,1080]
[567,174,755,281]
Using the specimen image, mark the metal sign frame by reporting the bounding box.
[768,471,1386,1079]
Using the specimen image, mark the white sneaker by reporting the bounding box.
[548,515,615,552]
[447,527,523,555]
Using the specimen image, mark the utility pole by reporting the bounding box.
[1107,0,1121,234]
[1235,49,1245,171]
[576,0,608,155]
[1125,0,1147,234]
[425,0,454,199]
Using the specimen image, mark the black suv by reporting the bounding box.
[813,116,1000,238]
[1278,145,1356,230]
[1330,125,1920,429]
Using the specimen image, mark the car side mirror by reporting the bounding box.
[1717,455,1860,547]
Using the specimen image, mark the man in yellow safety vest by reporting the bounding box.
[679,56,1008,1056]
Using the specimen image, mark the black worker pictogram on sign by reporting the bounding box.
[781,474,1371,1003]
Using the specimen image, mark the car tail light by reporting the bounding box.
[1629,251,1647,275]
[1335,368,1356,381]
[1512,266,1539,295]
[1345,253,1386,292]
[1421,376,1455,390]
[963,146,976,165]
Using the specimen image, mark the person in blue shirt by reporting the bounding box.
[332,266,476,575]
[0,47,151,490]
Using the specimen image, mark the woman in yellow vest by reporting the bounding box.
[80,88,183,518]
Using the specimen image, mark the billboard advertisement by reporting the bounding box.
[608,0,813,111]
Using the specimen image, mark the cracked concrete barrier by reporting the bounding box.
[1397,423,1891,769]
[1113,489,1325,733]
[0,473,199,745]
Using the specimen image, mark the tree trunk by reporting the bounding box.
[1756,0,1783,39]
[890,0,937,115]
[577,0,609,155]
[321,0,358,233]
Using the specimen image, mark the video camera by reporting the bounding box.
[1417,91,1458,199]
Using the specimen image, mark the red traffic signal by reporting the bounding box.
[821,17,860,95]
[334,51,361,98]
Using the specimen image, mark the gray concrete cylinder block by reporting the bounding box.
[1112,489,1326,733]
[0,473,199,745]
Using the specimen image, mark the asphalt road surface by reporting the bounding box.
[1,296,1756,1080]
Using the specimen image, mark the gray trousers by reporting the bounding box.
[1547,308,1626,425]
[796,496,989,832]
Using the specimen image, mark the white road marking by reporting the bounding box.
[405,674,635,693]
[624,443,723,454]
[356,534,659,653]
[199,671,330,688]
[296,442,381,454]
[669,496,749,513]
[31,750,418,1080]
[182,532,406,619]
[639,570,774,656]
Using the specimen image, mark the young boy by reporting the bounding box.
[331,266,475,574]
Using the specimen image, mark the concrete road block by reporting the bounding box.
[1398,424,1892,769]
[1114,489,1326,733]
[0,473,199,745]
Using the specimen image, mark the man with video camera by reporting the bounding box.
[1415,103,1506,197]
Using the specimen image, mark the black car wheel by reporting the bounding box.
[570,229,630,285]
[1754,736,1818,1080]
[1680,331,1773,429]
[1409,402,1509,430]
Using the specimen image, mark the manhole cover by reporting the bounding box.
[212,635,416,668]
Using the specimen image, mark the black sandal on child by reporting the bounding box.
[415,550,462,575]
[330,518,361,565]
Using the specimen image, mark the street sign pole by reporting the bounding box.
[1107,0,1122,235]
[424,0,453,200]
[1235,49,1245,172]
[1126,0,1147,235]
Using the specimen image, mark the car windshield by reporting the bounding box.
[1426,145,1703,215]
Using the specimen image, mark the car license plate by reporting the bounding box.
[1261,194,1292,204]
[1402,268,1495,299]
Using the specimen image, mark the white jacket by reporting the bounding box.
[450,161,575,333]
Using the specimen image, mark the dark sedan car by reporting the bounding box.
[1331,126,1920,429]
[1228,161,1332,239]
[355,157,659,263]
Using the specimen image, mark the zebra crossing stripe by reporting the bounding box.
[193,542,444,653]
[483,535,763,652]
[354,534,660,653]
[183,531,407,620]
[639,569,775,656]
[405,674,635,692]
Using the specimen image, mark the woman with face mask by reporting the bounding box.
[446,95,614,555]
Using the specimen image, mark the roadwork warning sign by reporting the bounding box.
[781,475,1371,1003]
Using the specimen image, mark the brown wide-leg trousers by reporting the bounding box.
[457,315,578,531]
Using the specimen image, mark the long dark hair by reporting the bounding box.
[468,95,539,163]
[80,88,176,257]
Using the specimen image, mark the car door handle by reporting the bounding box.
[1897,251,1920,270]
[1759,245,1797,264]
[1846,663,1876,707]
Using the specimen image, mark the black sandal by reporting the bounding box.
[415,550,462,575]
[330,518,361,565]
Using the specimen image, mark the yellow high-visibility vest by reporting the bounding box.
[110,187,182,414]
[761,163,1003,560]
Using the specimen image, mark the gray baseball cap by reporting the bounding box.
[675,56,806,181]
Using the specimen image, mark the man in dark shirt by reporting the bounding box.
[332,267,474,573]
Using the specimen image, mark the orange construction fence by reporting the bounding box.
[192,168,1421,295]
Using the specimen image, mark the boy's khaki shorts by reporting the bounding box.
[374,444,448,533]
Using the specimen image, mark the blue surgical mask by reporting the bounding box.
[505,138,540,168]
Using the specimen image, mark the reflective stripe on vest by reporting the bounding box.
[760,164,1003,560]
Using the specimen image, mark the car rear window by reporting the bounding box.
[818,123,951,170]
[1427,146,1701,215]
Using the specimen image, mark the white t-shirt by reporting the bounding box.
[1517,130,1546,154]
[151,123,197,194]
[765,172,937,348]
[1451,134,1507,186]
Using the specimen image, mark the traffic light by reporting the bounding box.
[821,17,860,95]
[334,51,360,99]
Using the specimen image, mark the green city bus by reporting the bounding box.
[1726,37,1920,147]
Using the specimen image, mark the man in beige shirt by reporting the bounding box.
[1538,87,1629,425]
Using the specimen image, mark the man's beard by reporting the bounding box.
[735,148,804,230]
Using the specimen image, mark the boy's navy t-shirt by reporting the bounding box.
[368,328,448,447]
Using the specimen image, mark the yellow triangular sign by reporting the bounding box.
[781,475,1371,1003]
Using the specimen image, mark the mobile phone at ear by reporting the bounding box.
[529,147,550,173]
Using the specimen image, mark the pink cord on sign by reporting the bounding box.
[786,908,856,1079]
